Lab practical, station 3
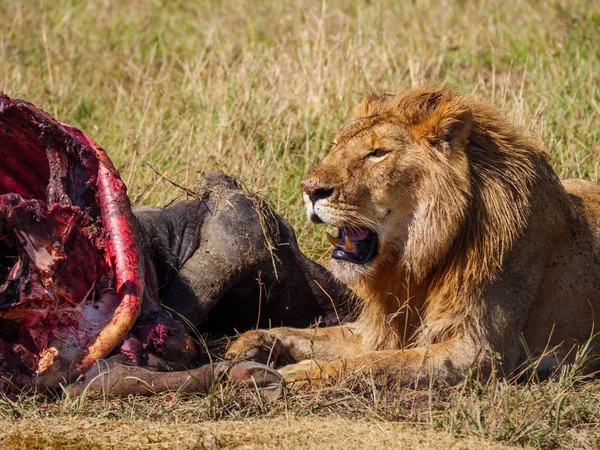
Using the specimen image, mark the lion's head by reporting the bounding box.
[303,87,543,296]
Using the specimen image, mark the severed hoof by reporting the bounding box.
[68,358,284,400]
[221,360,284,400]
[67,357,217,397]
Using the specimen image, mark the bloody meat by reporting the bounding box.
[0,93,144,391]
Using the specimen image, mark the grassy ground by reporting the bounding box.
[1,0,600,448]
[0,416,522,450]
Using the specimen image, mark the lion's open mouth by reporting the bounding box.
[326,227,378,264]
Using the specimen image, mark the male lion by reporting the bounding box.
[226,86,600,387]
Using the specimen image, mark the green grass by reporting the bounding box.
[1,0,600,448]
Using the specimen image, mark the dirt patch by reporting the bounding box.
[0,417,524,449]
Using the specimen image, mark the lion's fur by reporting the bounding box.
[227,86,600,386]
[349,87,553,350]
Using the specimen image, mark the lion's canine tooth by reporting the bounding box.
[344,236,355,251]
[326,232,338,246]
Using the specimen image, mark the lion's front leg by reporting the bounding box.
[279,358,345,387]
[225,325,363,368]
[279,338,488,388]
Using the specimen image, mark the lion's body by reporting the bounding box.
[227,87,600,386]
[522,178,600,367]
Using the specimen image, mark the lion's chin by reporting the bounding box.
[328,258,377,285]
[328,233,405,287]
[323,226,384,284]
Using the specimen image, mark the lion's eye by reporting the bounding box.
[365,148,389,160]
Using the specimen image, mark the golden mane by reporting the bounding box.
[351,87,555,348]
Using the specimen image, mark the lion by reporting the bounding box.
[226,86,600,387]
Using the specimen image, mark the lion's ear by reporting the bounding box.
[411,104,473,150]
[440,108,473,148]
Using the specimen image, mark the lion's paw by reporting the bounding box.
[225,330,285,367]
[279,359,341,388]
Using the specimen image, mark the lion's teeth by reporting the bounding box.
[344,236,355,251]
[326,232,356,252]
[326,232,338,246]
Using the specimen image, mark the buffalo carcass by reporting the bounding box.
[0,94,352,396]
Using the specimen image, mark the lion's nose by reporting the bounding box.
[301,181,335,204]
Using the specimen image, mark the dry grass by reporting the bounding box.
[0,362,599,448]
[1,0,600,448]
[0,416,523,450]
[3,0,599,259]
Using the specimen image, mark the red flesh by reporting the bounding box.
[60,125,144,374]
[0,94,144,390]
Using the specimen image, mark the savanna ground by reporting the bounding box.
[1,0,600,448]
